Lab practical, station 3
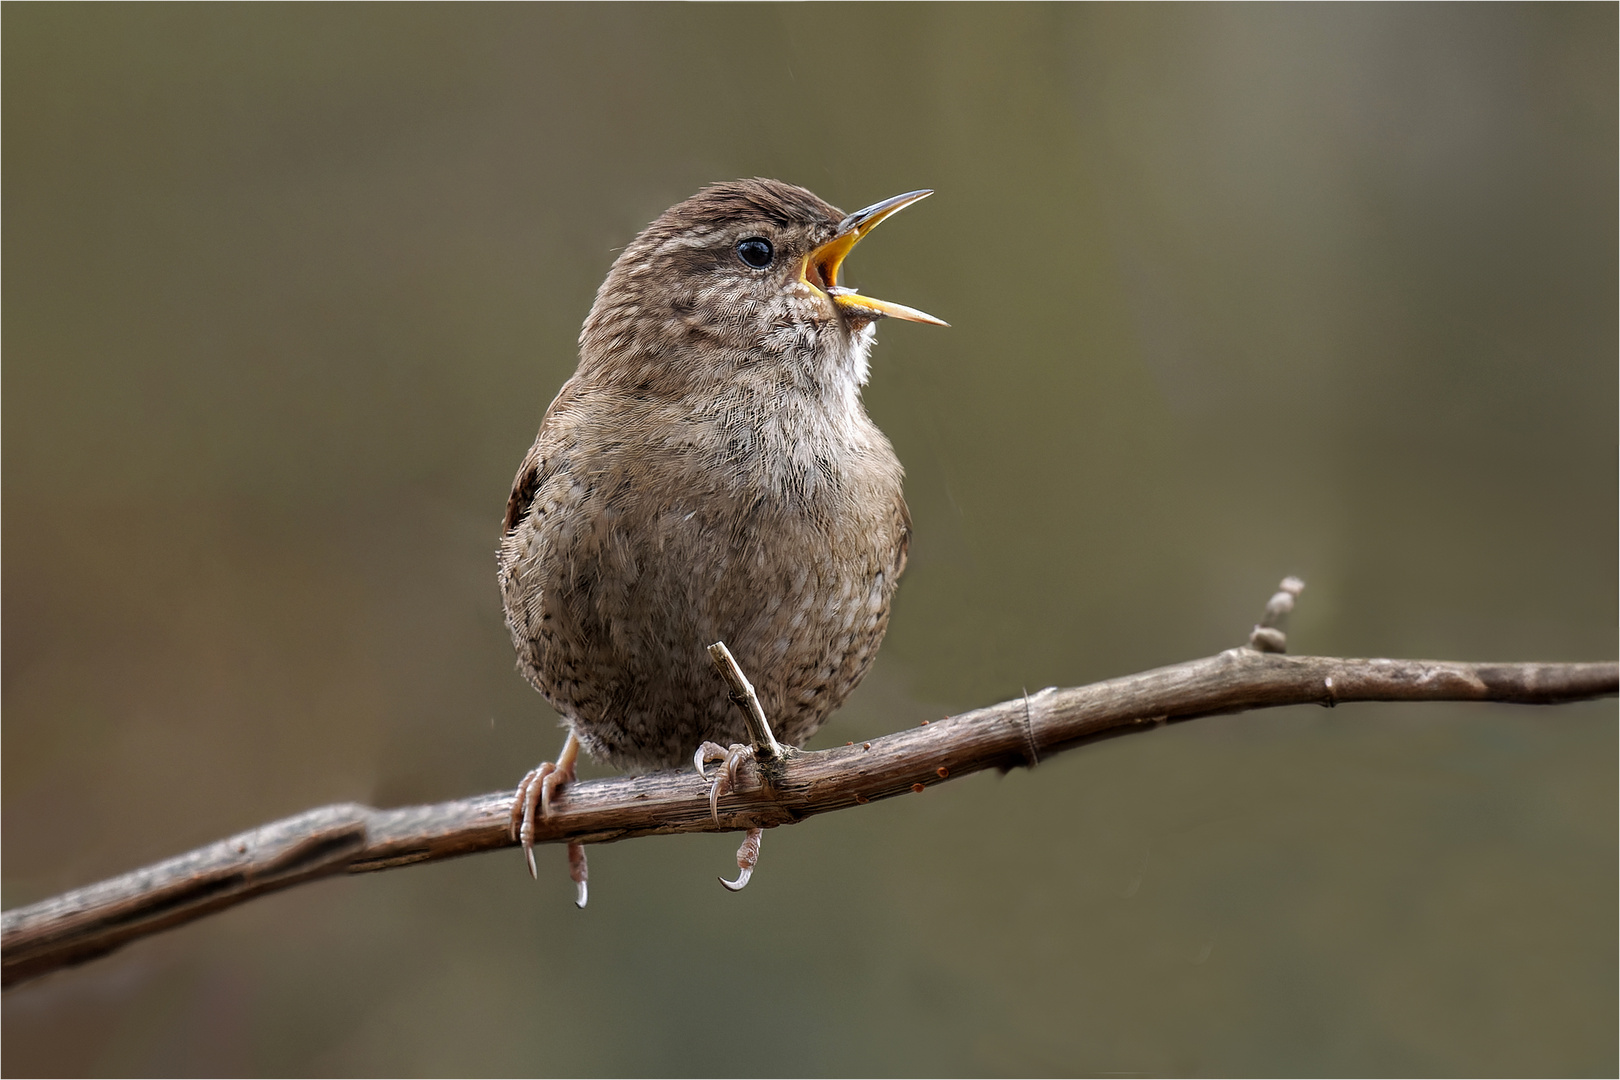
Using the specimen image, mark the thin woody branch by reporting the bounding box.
[4,648,1611,988]
[706,640,784,762]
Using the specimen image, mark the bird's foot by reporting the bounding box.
[509,730,588,907]
[694,740,753,825]
[697,642,791,894]
[694,743,767,893]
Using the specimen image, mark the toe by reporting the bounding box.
[540,763,570,816]
[694,740,730,778]
[509,767,540,841]
[516,761,555,876]
[719,827,763,892]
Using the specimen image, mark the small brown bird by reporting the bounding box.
[499,179,944,904]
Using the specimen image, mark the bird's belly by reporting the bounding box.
[512,504,896,771]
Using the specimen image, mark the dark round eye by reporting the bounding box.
[735,237,774,269]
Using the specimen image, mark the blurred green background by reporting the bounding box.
[4,4,1614,1076]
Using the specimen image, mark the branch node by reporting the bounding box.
[1019,686,1040,768]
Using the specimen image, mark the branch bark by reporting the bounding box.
[4,648,1613,987]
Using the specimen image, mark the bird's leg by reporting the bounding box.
[509,730,588,907]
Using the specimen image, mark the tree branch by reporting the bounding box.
[4,612,1613,988]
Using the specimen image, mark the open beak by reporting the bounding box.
[804,189,948,326]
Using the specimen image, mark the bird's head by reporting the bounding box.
[579,179,944,394]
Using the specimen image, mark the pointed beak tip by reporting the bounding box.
[836,189,936,237]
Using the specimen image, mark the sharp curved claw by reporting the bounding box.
[525,844,538,880]
[697,741,742,825]
[566,840,589,907]
[718,826,763,894]
[567,840,589,907]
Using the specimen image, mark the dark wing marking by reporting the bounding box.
[892,494,912,578]
[501,377,583,536]
[503,447,543,535]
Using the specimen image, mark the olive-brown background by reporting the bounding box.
[4,5,1615,1076]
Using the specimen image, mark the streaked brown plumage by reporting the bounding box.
[499,179,942,900]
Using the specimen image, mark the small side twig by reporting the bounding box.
[706,640,783,762]
[1249,575,1305,653]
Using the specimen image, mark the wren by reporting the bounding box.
[498,179,944,904]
